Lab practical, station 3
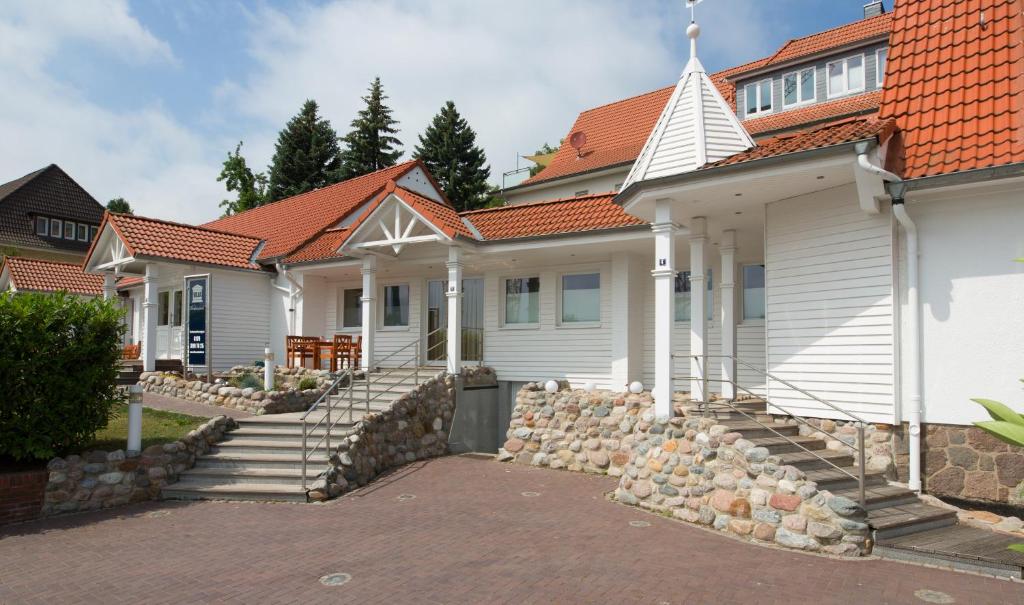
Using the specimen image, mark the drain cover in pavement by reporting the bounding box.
[319,573,352,587]
[146,510,171,518]
[397,494,416,501]
[521,491,541,497]
[629,520,651,527]
[914,589,954,604]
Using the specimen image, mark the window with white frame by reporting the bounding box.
[827,55,865,97]
[744,79,773,116]
[172,290,183,327]
[560,273,600,324]
[382,284,409,327]
[504,276,540,325]
[876,47,887,86]
[63,220,75,240]
[89,226,98,241]
[49,218,62,238]
[783,67,816,106]
[742,265,766,320]
[76,224,88,241]
[158,291,170,326]
[35,216,48,236]
[338,287,362,329]
[673,270,713,321]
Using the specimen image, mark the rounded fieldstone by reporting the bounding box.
[826,495,864,518]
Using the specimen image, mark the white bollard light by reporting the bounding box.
[583,381,596,393]
[264,346,275,391]
[629,381,644,394]
[126,384,143,455]
[544,380,559,393]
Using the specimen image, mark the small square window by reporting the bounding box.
[76,224,88,241]
[504,277,539,325]
[50,218,62,238]
[560,273,600,324]
[64,221,75,240]
[828,55,866,97]
[783,68,815,106]
[382,284,409,327]
[744,79,773,116]
[339,288,363,329]
[36,216,48,236]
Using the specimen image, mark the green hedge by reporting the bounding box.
[0,292,125,461]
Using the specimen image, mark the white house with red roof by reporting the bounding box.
[81,0,1024,508]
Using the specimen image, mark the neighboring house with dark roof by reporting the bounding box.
[81,0,1024,507]
[0,164,105,262]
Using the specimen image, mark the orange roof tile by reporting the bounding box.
[745,90,883,136]
[2,256,104,296]
[521,60,765,188]
[104,213,264,270]
[704,117,895,168]
[283,229,351,264]
[203,161,420,260]
[879,0,1024,178]
[761,12,892,68]
[462,193,646,240]
[116,276,143,290]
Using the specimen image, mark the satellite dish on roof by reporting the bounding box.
[569,131,587,158]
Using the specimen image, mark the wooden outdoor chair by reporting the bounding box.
[286,336,319,369]
[332,335,353,372]
[123,342,141,360]
[350,336,362,370]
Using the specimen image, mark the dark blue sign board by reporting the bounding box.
[185,275,210,372]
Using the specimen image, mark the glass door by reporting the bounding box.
[426,278,484,364]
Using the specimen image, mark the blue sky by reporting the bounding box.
[0,0,876,222]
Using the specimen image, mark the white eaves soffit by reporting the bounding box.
[621,21,755,191]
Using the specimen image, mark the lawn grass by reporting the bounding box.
[85,403,207,452]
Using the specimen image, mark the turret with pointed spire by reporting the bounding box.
[620,5,755,190]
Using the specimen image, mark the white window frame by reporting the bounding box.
[876,47,887,86]
[157,290,170,327]
[63,220,75,240]
[556,270,601,328]
[76,223,88,242]
[743,78,774,116]
[49,218,62,238]
[827,54,866,98]
[673,270,713,323]
[500,275,541,329]
[740,264,766,322]
[380,283,410,330]
[337,286,363,330]
[782,67,816,107]
[35,216,48,236]
[89,226,98,241]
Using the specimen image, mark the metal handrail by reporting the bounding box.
[424,326,484,366]
[675,353,868,507]
[301,369,353,490]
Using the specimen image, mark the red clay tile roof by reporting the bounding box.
[203,161,419,260]
[879,0,1024,178]
[116,276,143,290]
[283,228,351,264]
[520,60,765,188]
[104,213,264,270]
[745,90,883,136]
[703,117,895,168]
[2,256,104,296]
[760,12,893,68]
[462,193,646,240]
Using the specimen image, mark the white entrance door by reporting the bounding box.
[426,278,484,364]
[156,288,183,360]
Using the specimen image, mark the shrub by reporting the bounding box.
[0,292,125,461]
[230,372,264,390]
[298,376,318,390]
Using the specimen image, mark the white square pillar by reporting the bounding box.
[360,255,377,371]
[103,274,116,300]
[689,217,708,402]
[142,263,158,372]
[719,230,737,400]
[651,199,676,420]
[445,247,463,374]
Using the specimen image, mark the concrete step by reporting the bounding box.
[225,427,355,444]
[178,467,317,487]
[711,421,800,439]
[830,484,921,511]
[162,480,307,503]
[776,448,853,471]
[196,452,307,471]
[869,502,958,540]
[747,435,827,454]
[211,440,306,456]
[803,466,887,491]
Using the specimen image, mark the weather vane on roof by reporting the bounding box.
[686,0,704,24]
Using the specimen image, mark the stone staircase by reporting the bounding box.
[162,367,438,503]
[683,398,957,542]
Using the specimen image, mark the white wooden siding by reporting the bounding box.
[765,185,895,423]
[209,270,271,372]
[322,277,424,367]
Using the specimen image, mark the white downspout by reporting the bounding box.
[273,263,303,336]
[858,148,922,493]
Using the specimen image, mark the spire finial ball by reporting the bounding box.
[686,22,700,40]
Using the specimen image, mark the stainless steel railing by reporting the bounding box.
[674,353,868,508]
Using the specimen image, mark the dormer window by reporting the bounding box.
[783,67,816,106]
[744,79,773,116]
[827,55,865,97]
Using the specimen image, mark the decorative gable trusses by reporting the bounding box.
[621,18,755,190]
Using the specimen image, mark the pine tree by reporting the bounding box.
[266,99,342,201]
[339,77,403,179]
[217,141,268,216]
[412,100,492,212]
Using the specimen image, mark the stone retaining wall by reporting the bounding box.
[498,384,870,556]
[41,416,236,516]
[306,367,494,501]
[138,366,333,415]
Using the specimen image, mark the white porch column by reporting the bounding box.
[142,263,158,372]
[719,230,737,400]
[610,253,643,389]
[445,247,463,374]
[651,199,676,420]
[689,217,708,402]
[102,274,116,300]
[360,255,377,371]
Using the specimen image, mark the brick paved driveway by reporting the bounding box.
[1,456,1020,604]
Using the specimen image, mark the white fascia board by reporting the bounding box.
[474,227,665,255]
